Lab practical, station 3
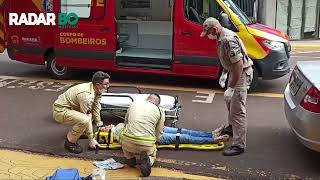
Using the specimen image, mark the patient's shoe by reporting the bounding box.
[212,125,225,137]
[213,134,230,144]
[220,125,233,137]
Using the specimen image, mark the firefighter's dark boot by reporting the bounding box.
[139,151,151,177]
[64,139,83,154]
[125,158,137,167]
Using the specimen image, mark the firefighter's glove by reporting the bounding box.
[89,139,99,149]
[219,71,228,88]
[224,87,235,102]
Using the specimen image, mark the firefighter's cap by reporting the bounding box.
[200,17,220,37]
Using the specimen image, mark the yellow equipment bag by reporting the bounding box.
[95,131,224,151]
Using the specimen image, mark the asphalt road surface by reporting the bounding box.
[0,51,319,179]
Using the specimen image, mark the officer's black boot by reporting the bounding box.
[222,145,244,156]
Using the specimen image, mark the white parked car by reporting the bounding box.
[284,61,320,152]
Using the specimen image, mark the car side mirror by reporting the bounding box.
[219,13,231,29]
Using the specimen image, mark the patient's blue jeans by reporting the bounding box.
[159,127,213,145]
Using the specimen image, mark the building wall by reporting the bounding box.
[304,0,319,38]
[259,0,319,39]
[288,0,304,39]
[258,0,277,27]
[275,0,289,35]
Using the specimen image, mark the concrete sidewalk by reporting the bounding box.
[0,149,219,180]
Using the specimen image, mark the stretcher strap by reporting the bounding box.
[107,129,112,149]
[175,128,182,150]
[97,142,224,150]
[95,130,101,154]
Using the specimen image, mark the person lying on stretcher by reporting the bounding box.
[99,123,230,145]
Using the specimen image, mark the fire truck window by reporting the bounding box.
[184,0,223,24]
[61,0,92,18]
[120,0,151,9]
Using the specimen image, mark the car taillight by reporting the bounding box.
[300,87,320,113]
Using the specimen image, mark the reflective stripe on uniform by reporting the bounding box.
[117,128,125,143]
[53,103,67,112]
[121,132,156,146]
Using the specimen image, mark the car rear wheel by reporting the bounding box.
[46,53,72,80]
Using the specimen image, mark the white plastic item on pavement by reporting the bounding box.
[91,168,106,180]
[93,158,125,170]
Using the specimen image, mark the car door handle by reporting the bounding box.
[181,31,193,36]
[100,27,111,32]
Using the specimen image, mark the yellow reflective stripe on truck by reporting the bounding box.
[0,29,4,41]
[0,0,5,53]
[216,0,268,60]
[246,26,288,43]
[237,25,268,60]
[0,13,3,25]
[32,0,45,13]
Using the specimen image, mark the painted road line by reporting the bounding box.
[0,149,221,179]
[291,56,320,59]
[292,44,320,48]
[156,157,227,172]
[116,83,284,98]
[291,45,320,51]
[0,75,284,98]
[291,50,320,54]
[192,92,215,103]
[248,92,283,98]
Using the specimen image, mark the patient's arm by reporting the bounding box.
[99,125,113,132]
[155,109,165,141]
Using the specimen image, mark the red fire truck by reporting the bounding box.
[0,0,291,88]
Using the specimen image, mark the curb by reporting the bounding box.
[291,44,320,52]
[0,149,221,180]
[292,45,320,48]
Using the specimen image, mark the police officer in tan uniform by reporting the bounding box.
[53,71,110,154]
[200,17,253,156]
[121,94,165,177]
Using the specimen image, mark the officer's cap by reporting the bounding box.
[200,17,220,37]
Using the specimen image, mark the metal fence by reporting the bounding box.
[232,0,257,17]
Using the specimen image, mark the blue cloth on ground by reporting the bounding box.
[46,168,82,180]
